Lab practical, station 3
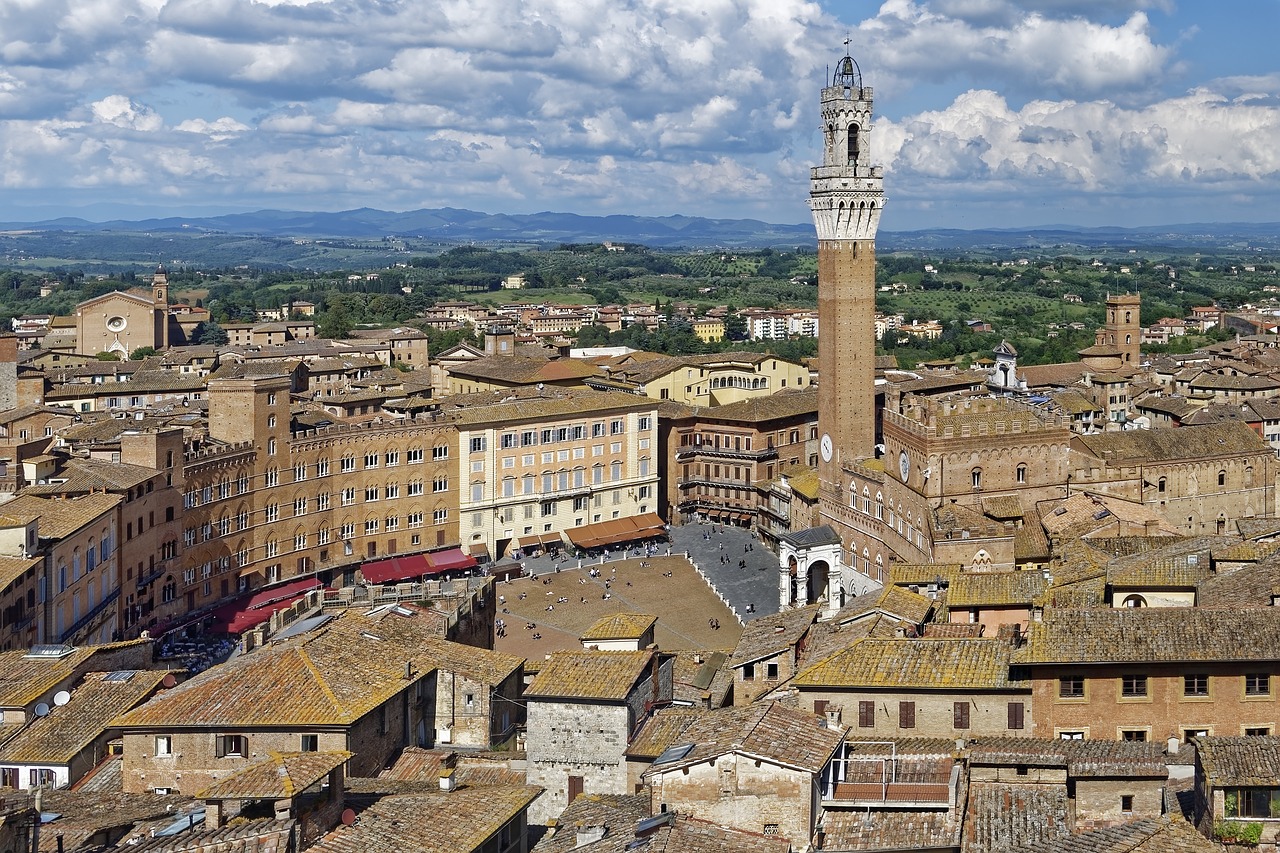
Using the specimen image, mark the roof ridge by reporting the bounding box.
[294,647,351,722]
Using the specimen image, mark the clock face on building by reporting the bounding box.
[899,450,910,481]
[820,433,833,463]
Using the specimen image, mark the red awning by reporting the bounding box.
[361,554,430,585]
[425,548,478,572]
[209,577,324,635]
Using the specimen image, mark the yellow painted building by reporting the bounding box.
[691,319,726,343]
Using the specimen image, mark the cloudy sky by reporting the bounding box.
[1,0,1277,230]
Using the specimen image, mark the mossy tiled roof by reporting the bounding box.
[1015,607,1280,664]
[1023,817,1217,853]
[196,751,351,800]
[1196,735,1280,786]
[580,612,657,642]
[524,649,655,701]
[948,571,1047,608]
[795,638,1015,691]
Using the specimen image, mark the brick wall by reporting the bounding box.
[1031,662,1280,741]
[649,755,814,845]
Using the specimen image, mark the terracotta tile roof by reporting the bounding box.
[447,354,600,384]
[1236,518,1280,540]
[887,564,962,587]
[525,650,655,702]
[1024,817,1214,853]
[923,622,984,638]
[1015,511,1052,561]
[127,817,296,853]
[695,388,817,423]
[948,571,1047,608]
[1212,539,1280,563]
[644,702,844,775]
[1198,559,1280,608]
[819,808,959,851]
[1106,546,1214,588]
[0,493,121,539]
[1073,420,1267,463]
[530,793,649,853]
[0,555,43,591]
[657,815,792,852]
[0,670,166,765]
[968,737,1167,777]
[1049,388,1105,415]
[35,789,191,852]
[1135,395,1200,419]
[416,636,524,685]
[24,457,157,495]
[982,495,1024,520]
[795,638,1017,691]
[874,585,936,624]
[1038,574,1108,609]
[1016,607,1280,664]
[731,604,819,668]
[309,786,541,853]
[196,751,350,800]
[786,468,819,500]
[0,645,101,709]
[580,613,657,642]
[443,388,651,426]
[624,707,703,761]
[117,610,492,729]
[962,781,1070,853]
[378,748,527,786]
[1196,735,1280,786]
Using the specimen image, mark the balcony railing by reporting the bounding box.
[675,446,777,462]
[61,588,120,642]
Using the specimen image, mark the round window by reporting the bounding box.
[106,316,127,332]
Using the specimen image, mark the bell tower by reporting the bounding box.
[812,47,884,494]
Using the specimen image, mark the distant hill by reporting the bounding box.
[1,207,1278,272]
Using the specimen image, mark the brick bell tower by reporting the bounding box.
[812,46,884,494]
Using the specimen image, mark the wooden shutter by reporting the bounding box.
[899,701,915,729]
[1008,701,1025,730]
[859,700,875,728]
[567,775,584,803]
[813,700,829,717]
[954,701,970,729]
[215,735,226,758]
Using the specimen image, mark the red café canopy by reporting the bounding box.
[360,548,478,584]
[210,577,324,635]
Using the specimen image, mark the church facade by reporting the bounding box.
[75,266,175,356]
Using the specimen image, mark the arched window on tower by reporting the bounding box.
[847,123,860,165]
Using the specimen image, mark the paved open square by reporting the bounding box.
[492,554,742,661]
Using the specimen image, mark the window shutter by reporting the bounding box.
[568,775,584,803]
[215,735,226,758]
[813,700,829,717]
[859,700,875,728]
[899,701,916,729]
[1008,701,1025,730]
[954,701,970,729]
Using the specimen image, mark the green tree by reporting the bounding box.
[130,346,157,360]
[192,320,228,346]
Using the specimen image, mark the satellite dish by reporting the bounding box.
[34,703,50,718]
[340,808,357,826]
[53,691,70,707]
